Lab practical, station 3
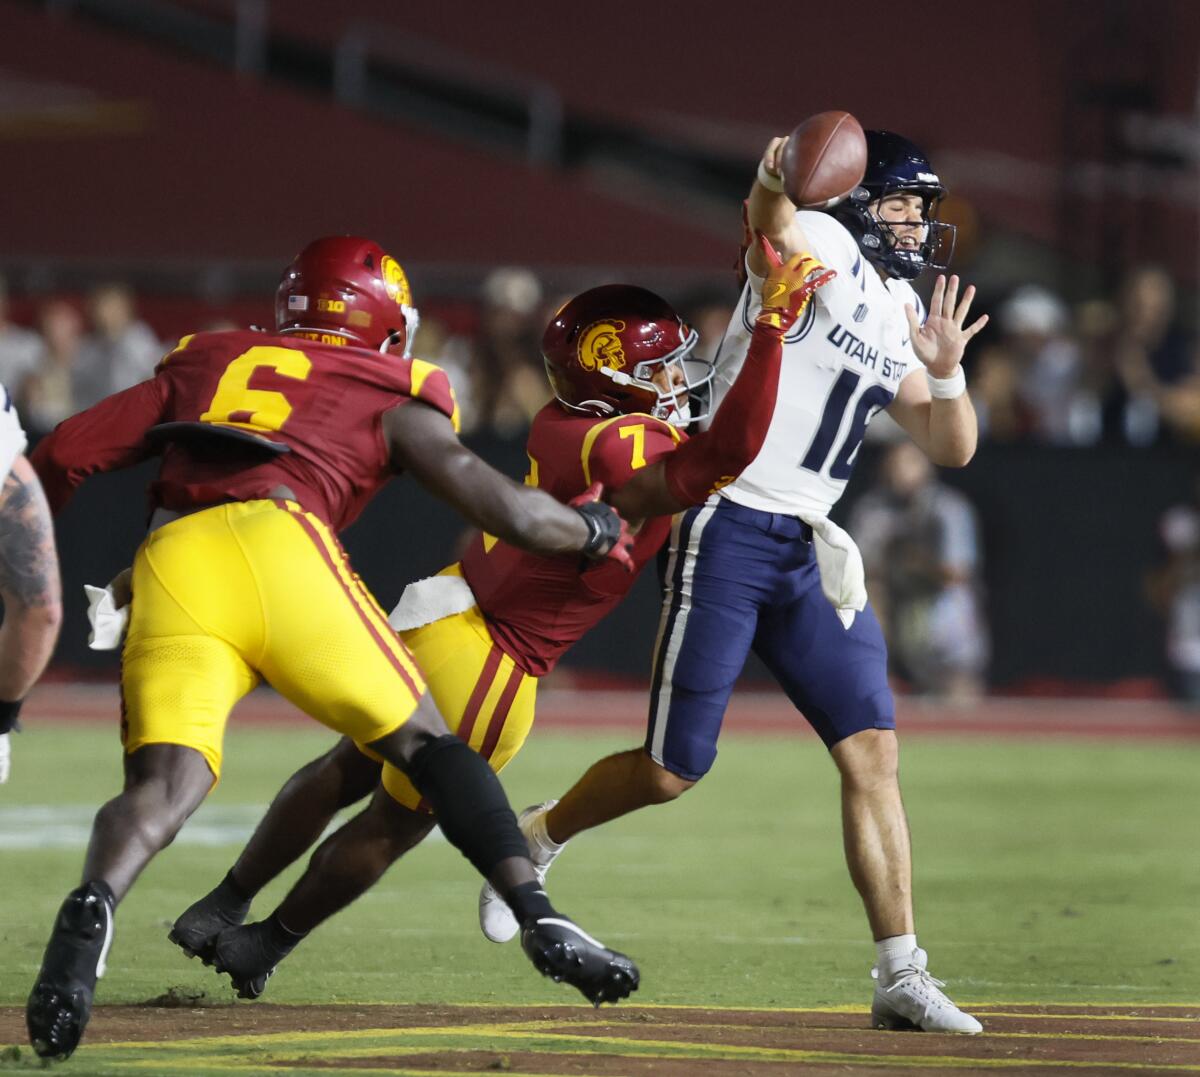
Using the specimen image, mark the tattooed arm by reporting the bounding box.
[0,455,62,702]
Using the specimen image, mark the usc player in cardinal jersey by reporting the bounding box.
[163,240,835,997]
[25,237,646,1061]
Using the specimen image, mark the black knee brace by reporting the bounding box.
[403,735,528,878]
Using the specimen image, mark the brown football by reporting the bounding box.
[779,111,868,209]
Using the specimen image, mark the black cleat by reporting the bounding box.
[206,921,294,1000]
[520,917,639,1007]
[26,883,115,1060]
[169,884,251,963]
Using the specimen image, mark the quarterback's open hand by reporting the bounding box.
[904,274,988,379]
[569,482,636,573]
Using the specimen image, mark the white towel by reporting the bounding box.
[388,573,477,632]
[0,732,9,784]
[85,584,130,651]
[0,385,28,491]
[797,514,868,630]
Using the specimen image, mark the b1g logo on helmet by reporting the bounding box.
[380,256,412,307]
[578,320,627,372]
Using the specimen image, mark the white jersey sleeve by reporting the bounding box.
[0,385,28,489]
[708,211,922,517]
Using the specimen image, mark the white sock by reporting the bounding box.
[876,933,918,975]
[526,801,565,855]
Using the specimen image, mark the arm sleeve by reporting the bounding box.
[30,377,169,513]
[662,319,784,506]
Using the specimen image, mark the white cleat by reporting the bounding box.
[479,801,564,943]
[870,948,982,1034]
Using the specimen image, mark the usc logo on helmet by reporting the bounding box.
[578,320,626,372]
[381,256,412,307]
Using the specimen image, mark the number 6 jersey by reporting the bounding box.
[710,211,925,518]
[30,329,460,531]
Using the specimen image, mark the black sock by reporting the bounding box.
[221,870,254,905]
[263,911,307,961]
[85,879,116,910]
[504,881,554,926]
[267,910,306,942]
[404,735,529,877]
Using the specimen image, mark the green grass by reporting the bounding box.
[0,720,1196,1011]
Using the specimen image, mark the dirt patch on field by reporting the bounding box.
[2,1002,1198,1074]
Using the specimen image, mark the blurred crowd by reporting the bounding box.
[0,279,162,438]
[970,264,1200,448]
[4,263,1198,701]
[5,262,1196,448]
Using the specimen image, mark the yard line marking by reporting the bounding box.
[0,804,447,849]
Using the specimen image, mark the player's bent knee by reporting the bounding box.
[637,756,697,804]
[365,695,453,773]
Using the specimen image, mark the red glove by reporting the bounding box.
[756,233,837,332]
[569,482,635,573]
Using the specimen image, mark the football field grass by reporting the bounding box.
[0,716,1196,1018]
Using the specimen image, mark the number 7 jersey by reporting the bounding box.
[710,211,925,517]
[31,329,460,531]
[460,401,682,677]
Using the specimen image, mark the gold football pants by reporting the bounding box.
[121,499,425,779]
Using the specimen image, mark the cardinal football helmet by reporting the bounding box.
[275,236,420,356]
[831,130,955,281]
[542,285,711,425]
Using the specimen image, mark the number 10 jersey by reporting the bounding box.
[708,211,925,518]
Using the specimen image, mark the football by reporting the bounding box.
[779,111,868,209]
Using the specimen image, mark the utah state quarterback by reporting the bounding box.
[510,129,990,1036]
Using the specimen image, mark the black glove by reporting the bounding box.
[569,483,635,572]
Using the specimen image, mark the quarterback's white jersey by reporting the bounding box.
[708,211,924,517]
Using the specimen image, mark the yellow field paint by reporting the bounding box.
[976,1010,1200,1023]
[101,1018,566,1051]
[99,1019,1200,1068]
[74,1006,1200,1077]
[93,1045,1200,1075]
[975,1030,1200,1043]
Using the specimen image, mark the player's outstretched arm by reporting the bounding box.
[611,241,835,522]
[30,378,168,513]
[384,400,632,566]
[746,136,813,279]
[0,456,63,744]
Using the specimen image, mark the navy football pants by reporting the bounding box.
[645,496,895,780]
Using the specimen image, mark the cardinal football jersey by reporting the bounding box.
[708,211,925,517]
[461,401,681,676]
[32,329,458,531]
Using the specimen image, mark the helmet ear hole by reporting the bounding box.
[541,285,713,420]
[275,237,417,352]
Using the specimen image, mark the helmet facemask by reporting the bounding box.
[844,186,956,281]
[597,326,712,426]
[830,131,957,282]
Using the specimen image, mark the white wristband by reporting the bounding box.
[756,160,785,193]
[926,366,966,399]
